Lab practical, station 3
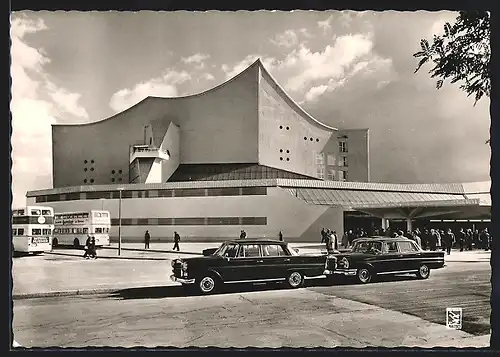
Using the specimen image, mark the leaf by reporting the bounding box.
[414,57,429,73]
[444,23,451,37]
[436,79,444,89]
[420,39,429,51]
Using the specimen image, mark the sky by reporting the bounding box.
[10,10,491,207]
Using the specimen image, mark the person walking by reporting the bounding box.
[443,228,455,255]
[278,231,283,241]
[83,235,92,259]
[173,231,181,251]
[144,230,151,250]
[240,230,247,239]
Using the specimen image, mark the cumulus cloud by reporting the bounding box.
[282,33,375,92]
[109,69,191,112]
[270,29,299,48]
[181,52,211,69]
[200,73,215,81]
[10,15,89,207]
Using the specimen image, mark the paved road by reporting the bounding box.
[13,260,490,348]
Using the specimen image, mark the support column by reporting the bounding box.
[381,218,390,230]
[406,217,413,233]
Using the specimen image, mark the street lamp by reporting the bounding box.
[100,198,105,210]
[117,188,124,256]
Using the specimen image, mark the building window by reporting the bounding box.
[286,158,290,161]
[342,156,348,167]
[280,157,283,161]
[90,167,94,171]
[279,125,283,129]
[112,170,115,174]
[327,167,336,181]
[280,149,283,153]
[84,160,88,164]
[316,138,319,142]
[327,154,336,166]
[304,137,307,140]
[317,166,325,179]
[119,170,122,174]
[286,150,290,153]
[286,126,289,130]
[341,170,348,181]
[339,141,348,153]
[316,153,324,165]
[112,178,115,182]
[90,179,94,183]
[91,160,95,164]
[84,168,88,172]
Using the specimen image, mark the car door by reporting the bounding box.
[396,241,420,271]
[215,243,240,281]
[227,243,265,282]
[259,244,290,280]
[377,241,401,273]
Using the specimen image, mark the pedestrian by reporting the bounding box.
[324,229,331,252]
[278,231,283,241]
[429,229,438,251]
[83,235,92,259]
[458,228,466,252]
[443,228,455,255]
[466,229,473,251]
[412,231,421,248]
[480,228,491,251]
[320,228,327,243]
[85,236,97,259]
[144,230,150,249]
[240,230,247,239]
[331,230,339,251]
[173,231,181,251]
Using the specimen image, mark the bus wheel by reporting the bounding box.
[73,238,80,248]
[52,238,58,248]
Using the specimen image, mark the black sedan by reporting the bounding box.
[332,237,445,284]
[171,239,337,294]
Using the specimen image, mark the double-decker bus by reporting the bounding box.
[12,206,54,254]
[53,210,111,248]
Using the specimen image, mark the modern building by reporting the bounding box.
[25,59,491,242]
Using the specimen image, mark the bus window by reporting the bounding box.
[13,229,17,235]
[83,213,89,218]
[72,228,77,234]
[95,212,102,217]
[32,229,42,235]
[95,228,102,233]
[42,209,52,215]
[18,228,24,235]
[42,229,52,235]
[102,212,109,217]
[31,209,41,216]
[83,228,88,234]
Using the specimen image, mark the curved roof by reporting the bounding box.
[53,58,337,131]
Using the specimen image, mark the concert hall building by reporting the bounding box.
[26,59,490,242]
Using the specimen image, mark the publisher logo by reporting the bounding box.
[446,307,462,329]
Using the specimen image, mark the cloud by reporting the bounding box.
[200,73,215,81]
[10,15,88,207]
[109,69,191,112]
[282,33,376,92]
[270,29,298,48]
[181,52,211,69]
[317,14,334,32]
[181,52,210,64]
[299,28,312,37]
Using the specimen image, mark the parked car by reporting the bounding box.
[331,237,445,284]
[171,239,337,294]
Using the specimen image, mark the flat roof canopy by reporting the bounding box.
[352,199,491,220]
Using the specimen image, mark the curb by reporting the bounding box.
[13,287,121,300]
[99,246,202,255]
[46,252,170,261]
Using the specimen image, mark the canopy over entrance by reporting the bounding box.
[352,199,491,232]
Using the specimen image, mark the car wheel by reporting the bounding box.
[73,238,80,248]
[357,267,372,284]
[416,264,430,279]
[286,271,304,289]
[197,275,219,295]
[52,238,58,248]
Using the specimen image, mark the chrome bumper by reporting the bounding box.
[333,269,357,276]
[323,269,335,275]
[170,274,195,284]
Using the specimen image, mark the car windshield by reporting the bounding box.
[352,241,383,254]
[213,243,239,258]
[286,244,299,256]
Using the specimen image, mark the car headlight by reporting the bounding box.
[181,262,188,271]
[339,257,349,269]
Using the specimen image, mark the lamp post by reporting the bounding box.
[100,198,105,210]
[118,188,123,256]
